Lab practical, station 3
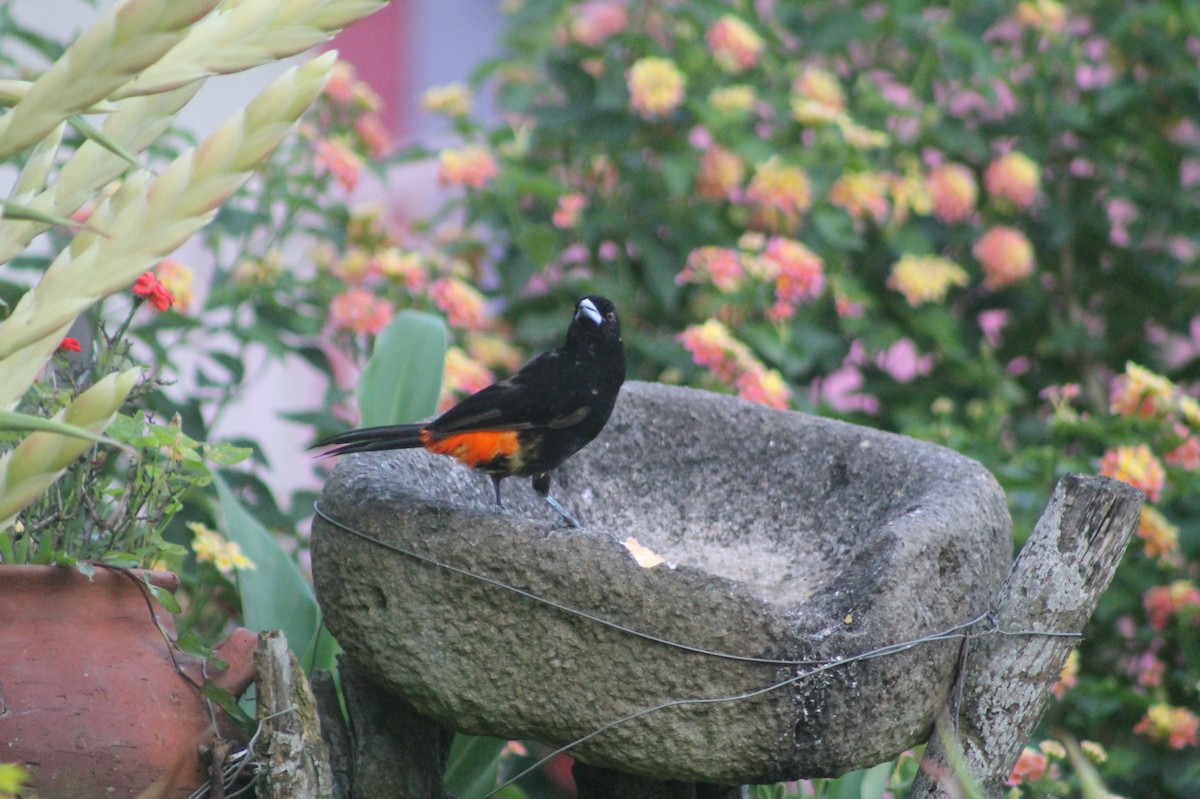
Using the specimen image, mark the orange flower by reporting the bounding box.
[747,157,812,234]
[985,152,1041,210]
[696,146,745,201]
[429,277,489,330]
[1098,444,1165,502]
[926,163,978,223]
[678,246,746,293]
[324,60,358,105]
[1110,362,1176,418]
[706,15,764,74]
[887,254,968,306]
[1005,747,1049,786]
[974,226,1035,289]
[328,288,393,336]
[437,146,500,189]
[1015,0,1068,34]
[627,57,686,120]
[1137,506,1180,561]
[59,336,82,353]
[133,271,174,312]
[317,138,363,192]
[736,367,791,409]
[1134,704,1200,750]
[678,319,757,383]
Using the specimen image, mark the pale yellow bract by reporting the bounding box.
[0,0,386,530]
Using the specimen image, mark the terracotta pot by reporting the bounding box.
[0,565,258,798]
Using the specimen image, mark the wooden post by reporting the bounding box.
[909,474,1143,798]
[254,630,337,799]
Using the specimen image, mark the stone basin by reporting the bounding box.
[312,381,1011,785]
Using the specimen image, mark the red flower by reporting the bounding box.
[133,271,174,312]
[59,336,82,352]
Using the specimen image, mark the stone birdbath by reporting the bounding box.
[311,381,1138,795]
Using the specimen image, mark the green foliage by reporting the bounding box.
[359,310,447,426]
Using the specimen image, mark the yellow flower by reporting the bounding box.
[1110,362,1176,418]
[437,146,500,189]
[188,522,256,575]
[421,83,472,117]
[791,66,845,125]
[985,151,1041,210]
[696,146,746,201]
[1137,506,1179,561]
[156,260,195,313]
[887,254,969,305]
[830,171,890,223]
[1051,648,1079,699]
[1098,444,1165,502]
[627,57,686,120]
[709,85,758,115]
[746,156,812,234]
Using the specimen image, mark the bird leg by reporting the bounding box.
[532,472,581,528]
[491,474,504,507]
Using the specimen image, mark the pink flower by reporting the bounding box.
[1106,197,1138,248]
[552,193,587,229]
[763,236,824,308]
[1134,704,1200,750]
[627,57,686,120]
[875,338,933,383]
[1005,747,1049,786]
[328,288,393,336]
[678,246,746,293]
[974,225,1035,289]
[429,277,489,331]
[438,146,500,189]
[812,364,881,415]
[355,114,393,159]
[696,146,746,201]
[984,152,1041,210]
[568,1,628,47]
[926,163,978,223]
[978,309,1010,347]
[706,15,764,74]
[678,319,756,383]
[317,138,363,193]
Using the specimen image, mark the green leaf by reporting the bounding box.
[201,679,255,727]
[214,473,335,672]
[859,761,894,799]
[143,577,182,614]
[359,310,447,426]
[444,735,508,799]
[70,114,142,170]
[0,408,126,450]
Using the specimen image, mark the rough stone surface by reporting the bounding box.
[312,381,1012,784]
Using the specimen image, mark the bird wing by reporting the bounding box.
[426,351,591,437]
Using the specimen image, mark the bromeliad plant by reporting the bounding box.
[0,0,385,577]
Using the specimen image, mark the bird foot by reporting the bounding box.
[543,495,583,529]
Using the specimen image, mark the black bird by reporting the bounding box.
[314,296,625,527]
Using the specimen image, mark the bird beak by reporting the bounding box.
[576,298,602,325]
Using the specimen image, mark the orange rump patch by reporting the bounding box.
[421,429,520,469]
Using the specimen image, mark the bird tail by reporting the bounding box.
[313,424,426,457]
